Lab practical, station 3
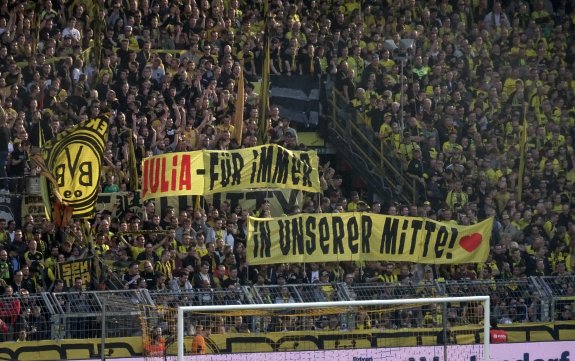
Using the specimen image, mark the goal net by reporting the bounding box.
[155,296,490,361]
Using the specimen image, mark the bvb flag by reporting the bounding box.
[32,117,109,219]
[234,68,245,145]
[37,123,53,221]
[258,0,270,144]
[128,130,139,191]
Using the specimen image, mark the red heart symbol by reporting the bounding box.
[459,233,483,253]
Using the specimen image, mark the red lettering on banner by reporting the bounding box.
[160,157,169,192]
[151,158,160,193]
[171,155,178,191]
[142,155,194,197]
[179,155,192,191]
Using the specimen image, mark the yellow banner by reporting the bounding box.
[248,213,493,265]
[94,189,302,219]
[57,258,93,288]
[0,325,574,360]
[141,145,320,200]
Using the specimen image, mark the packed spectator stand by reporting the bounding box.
[0,0,573,344]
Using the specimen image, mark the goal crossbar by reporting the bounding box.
[177,295,490,361]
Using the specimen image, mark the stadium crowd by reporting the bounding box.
[0,0,572,342]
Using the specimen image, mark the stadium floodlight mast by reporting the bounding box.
[383,38,415,138]
[177,296,490,361]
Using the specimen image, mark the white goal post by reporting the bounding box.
[177,295,490,361]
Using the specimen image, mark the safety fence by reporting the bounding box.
[0,276,572,342]
[539,275,575,322]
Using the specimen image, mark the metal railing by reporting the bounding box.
[149,287,254,307]
[325,86,416,204]
[0,276,572,341]
[251,283,347,304]
[539,275,575,321]
[47,289,153,339]
[439,277,550,323]
[347,281,442,301]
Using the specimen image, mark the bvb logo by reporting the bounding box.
[47,129,105,216]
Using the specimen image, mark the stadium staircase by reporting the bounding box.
[322,83,416,205]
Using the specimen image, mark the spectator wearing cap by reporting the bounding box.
[119,25,139,51]
[319,270,332,283]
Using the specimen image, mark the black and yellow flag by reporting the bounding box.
[258,0,270,144]
[37,122,53,221]
[128,130,139,191]
[234,68,245,146]
[32,117,109,219]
